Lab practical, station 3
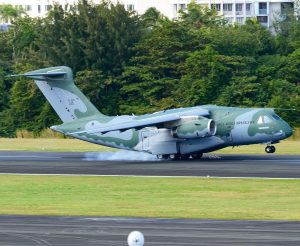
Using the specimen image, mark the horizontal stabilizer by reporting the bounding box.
[10,70,67,80]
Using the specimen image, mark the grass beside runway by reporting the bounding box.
[0,138,114,152]
[0,138,299,154]
[215,140,300,155]
[1,175,300,220]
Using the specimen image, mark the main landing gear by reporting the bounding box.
[157,153,203,160]
[265,145,276,154]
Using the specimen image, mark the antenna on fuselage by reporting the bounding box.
[271,108,298,111]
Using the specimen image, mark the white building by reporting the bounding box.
[0,0,296,28]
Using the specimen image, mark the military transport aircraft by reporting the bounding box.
[12,66,293,160]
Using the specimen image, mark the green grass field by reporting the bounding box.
[0,175,300,220]
[0,138,298,154]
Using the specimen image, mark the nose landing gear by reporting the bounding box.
[265,145,276,154]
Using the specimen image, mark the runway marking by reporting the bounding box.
[1,173,300,180]
[0,156,61,159]
[242,159,300,162]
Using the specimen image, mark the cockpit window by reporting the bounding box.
[257,115,274,124]
[264,115,273,123]
[272,114,281,120]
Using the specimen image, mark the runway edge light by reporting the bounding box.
[128,231,145,246]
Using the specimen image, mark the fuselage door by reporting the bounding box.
[227,131,233,142]
[141,131,150,150]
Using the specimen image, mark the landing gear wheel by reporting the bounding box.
[191,153,203,160]
[180,154,191,160]
[169,154,180,160]
[157,154,169,160]
[270,145,276,153]
[265,145,276,154]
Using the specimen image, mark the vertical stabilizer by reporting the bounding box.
[13,66,103,122]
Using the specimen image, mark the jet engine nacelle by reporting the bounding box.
[171,118,217,139]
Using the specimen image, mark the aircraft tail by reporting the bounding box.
[12,66,103,122]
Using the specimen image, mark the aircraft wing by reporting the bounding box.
[69,107,210,135]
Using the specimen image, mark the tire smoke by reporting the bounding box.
[84,150,158,161]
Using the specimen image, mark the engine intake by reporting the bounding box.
[171,118,217,139]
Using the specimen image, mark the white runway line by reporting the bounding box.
[242,159,300,162]
[0,173,300,180]
[0,156,61,159]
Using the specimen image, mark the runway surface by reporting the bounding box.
[1,215,300,246]
[0,152,300,178]
[0,151,300,178]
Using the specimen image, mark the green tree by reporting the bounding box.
[277,48,300,84]
[141,7,164,28]
[75,69,120,115]
[208,21,275,56]
[267,80,300,127]
[118,20,192,113]
[0,28,14,111]
[35,1,142,75]
[0,4,24,23]
[216,76,263,106]
[275,9,300,54]
[179,47,259,106]
[180,0,225,28]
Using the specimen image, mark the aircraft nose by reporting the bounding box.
[284,123,293,138]
[281,121,293,138]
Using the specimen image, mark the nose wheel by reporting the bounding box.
[265,145,276,154]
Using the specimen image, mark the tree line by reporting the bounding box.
[0,1,299,137]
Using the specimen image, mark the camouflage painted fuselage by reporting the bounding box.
[53,105,292,155]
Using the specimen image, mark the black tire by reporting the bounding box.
[180,154,191,160]
[169,154,180,160]
[191,153,203,159]
[265,146,273,154]
[157,154,170,160]
[270,145,276,153]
